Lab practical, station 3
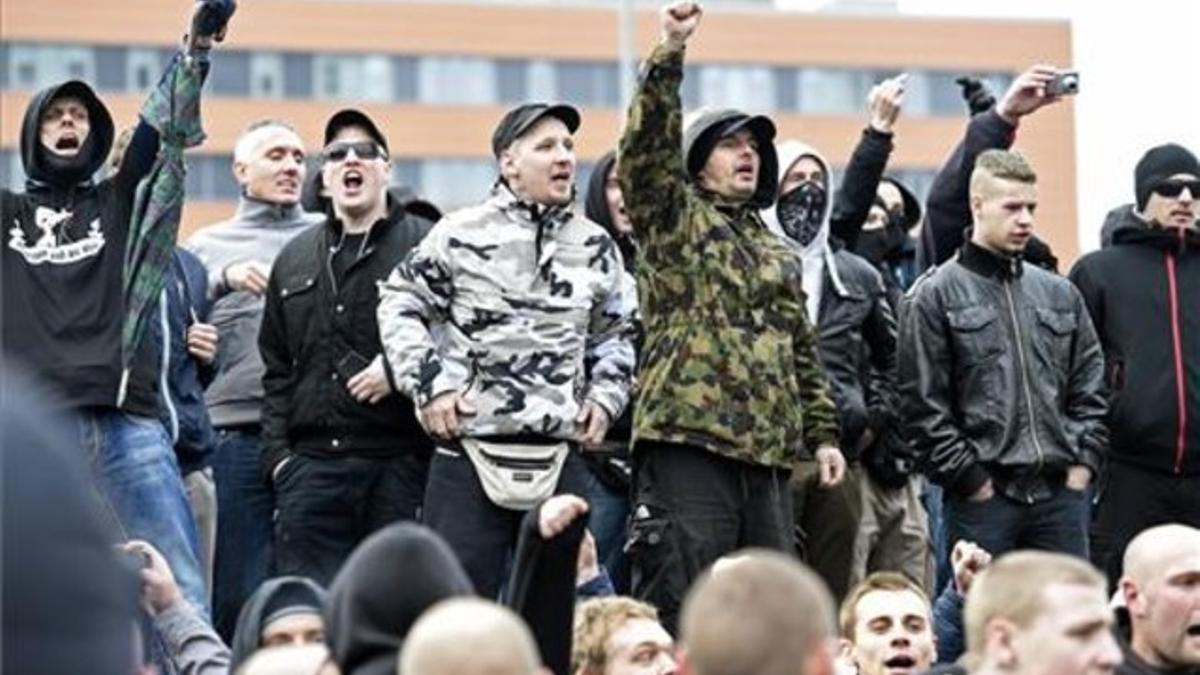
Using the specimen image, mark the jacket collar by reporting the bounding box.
[1111,211,1200,253]
[234,195,312,226]
[490,182,574,229]
[959,240,1023,280]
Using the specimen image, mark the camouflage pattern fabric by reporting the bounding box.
[378,184,638,439]
[121,52,207,388]
[617,43,840,469]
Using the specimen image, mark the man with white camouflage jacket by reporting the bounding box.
[377,102,638,598]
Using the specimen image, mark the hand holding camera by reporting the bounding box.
[998,64,1078,126]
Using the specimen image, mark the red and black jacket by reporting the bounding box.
[1069,215,1200,475]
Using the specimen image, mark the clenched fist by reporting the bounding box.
[660,1,703,49]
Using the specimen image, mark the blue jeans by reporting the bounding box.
[944,482,1089,560]
[579,464,630,594]
[920,480,951,592]
[80,409,206,613]
[211,427,275,640]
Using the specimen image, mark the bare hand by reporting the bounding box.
[122,540,183,616]
[868,73,908,134]
[346,355,392,405]
[186,322,218,365]
[576,401,611,449]
[577,530,602,586]
[660,1,703,48]
[951,539,992,595]
[224,260,270,296]
[1066,465,1092,491]
[997,64,1063,125]
[539,494,589,539]
[968,478,995,503]
[419,392,476,441]
[815,446,846,487]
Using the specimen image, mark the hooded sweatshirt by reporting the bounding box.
[617,42,839,467]
[1069,212,1200,475]
[762,141,843,323]
[324,523,473,675]
[185,197,321,427]
[2,81,164,416]
[584,151,637,274]
[230,576,327,671]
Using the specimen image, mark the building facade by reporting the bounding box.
[0,0,1077,260]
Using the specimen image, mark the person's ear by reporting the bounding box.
[232,159,249,187]
[985,618,1019,670]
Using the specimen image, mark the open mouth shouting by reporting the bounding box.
[882,654,919,674]
[342,169,365,194]
[733,162,756,181]
[54,133,81,153]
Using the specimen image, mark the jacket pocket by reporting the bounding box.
[1033,308,1075,374]
[947,306,1003,364]
[279,274,319,357]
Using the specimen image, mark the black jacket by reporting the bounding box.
[815,248,901,470]
[1,80,163,416]
[259,199,432,478]
[1069,216,1200,476]
[899,241,1108,501]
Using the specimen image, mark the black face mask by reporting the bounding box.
[777,181,826,247]
[856,209,909,265]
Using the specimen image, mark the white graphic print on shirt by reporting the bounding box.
[8,205,105,265]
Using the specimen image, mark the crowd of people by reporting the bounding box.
[2,0,1199,674]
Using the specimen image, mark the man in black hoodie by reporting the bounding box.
[259,109,434,585]
[230,576,328,671]
[0,4,232,613]
[1070,144,1200,585]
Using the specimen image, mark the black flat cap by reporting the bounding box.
[491,103,580,158]
[324,108,388,154]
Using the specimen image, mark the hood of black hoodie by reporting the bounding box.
[21,80,114,189]
[584,150,618,233]
[1111,206,1200,252]
[230,576,328,671]
[325,523,473,675]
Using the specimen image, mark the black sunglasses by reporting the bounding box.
[322,141,387,163]
[1153,178,1200,199]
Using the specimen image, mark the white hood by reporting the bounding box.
[760,139,845,322]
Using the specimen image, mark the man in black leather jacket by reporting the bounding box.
[898,149,1107,559]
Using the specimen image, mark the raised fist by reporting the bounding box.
[660,1,703,48]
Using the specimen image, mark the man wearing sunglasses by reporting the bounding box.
[1069,143,1200,587]
[377,102,638,598]
[258,109,435,585]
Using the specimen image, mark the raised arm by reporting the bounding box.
[616,1,702,240]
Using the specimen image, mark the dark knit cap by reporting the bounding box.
[1135,143,1200,211]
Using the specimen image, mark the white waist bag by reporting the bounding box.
[460,439,570,511]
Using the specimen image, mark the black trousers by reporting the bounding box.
[274,450,430,586]
[628,442,792,634]
[422,445,589,600]
[1091,461,1200,585]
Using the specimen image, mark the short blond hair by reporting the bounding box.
[681,550,834,675]
[572,597,660,675]
[839,572,931,642]
[970,149,1037,196]
[964,551,1106,657]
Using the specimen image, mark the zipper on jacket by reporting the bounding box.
[1165,251,1188,474]
[1004,279,1045,485]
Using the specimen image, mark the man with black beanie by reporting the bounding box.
[1069,143,1200,586]
[259,108,435,585]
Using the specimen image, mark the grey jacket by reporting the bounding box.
[155,602,232,675]
[185,197,320,427]
[378,184,638,439]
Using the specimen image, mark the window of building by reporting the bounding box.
[127,48,161,92]
[393,56,417,102]
[697,64,775,111]
[94,46,127,92]
[283,53,313,99]
[797,68,867,115]
[249,52,284,98]
[315,54,394,101]
[497,59,529,104]
[420,159,495,209]
[7,44,95,90]
[681,65,702,108]
[527,59,557,100]
[208,50,251,96]
[774,66,799,111]
[0,150,14,191]
[418,56,497,105]
[556,61,619,107]
[392,160,422,193]
[360,55,394,102]
[186,154,239,201]
[0,44,8,90]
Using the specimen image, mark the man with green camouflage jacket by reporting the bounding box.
[619,0,842,630]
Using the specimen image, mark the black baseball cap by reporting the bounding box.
[324,108,388,154]
[491,103,581,158]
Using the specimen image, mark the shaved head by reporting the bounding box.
[400,598,546,675]
[681,550,835,675]
[236,644,331,675]
[1121,525,1200,669]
